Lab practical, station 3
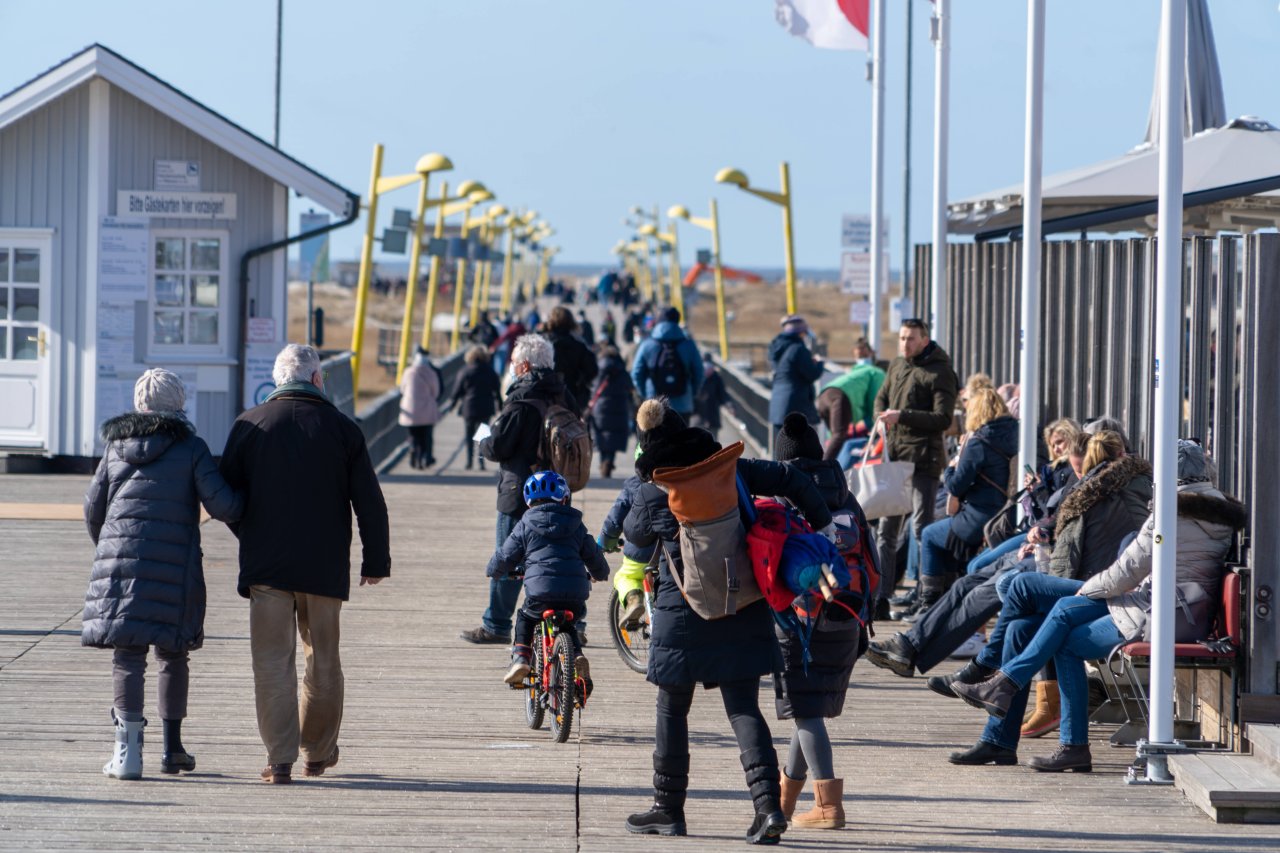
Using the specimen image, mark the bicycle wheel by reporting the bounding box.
[607,589,650,675]
[549,630,577,743]
[525,626,546,730]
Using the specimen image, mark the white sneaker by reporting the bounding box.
[949,632,986,659]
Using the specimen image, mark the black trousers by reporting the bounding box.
[903,561,1003,674]
[463,419,484,466]
[408,424,434,466]
[655,678,779,810]
[514,596,585,649]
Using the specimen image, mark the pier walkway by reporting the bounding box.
[1,412,1278,851]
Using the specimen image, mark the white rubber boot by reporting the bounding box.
[103,709,145,780]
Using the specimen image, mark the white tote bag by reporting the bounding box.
[849,422,915,520]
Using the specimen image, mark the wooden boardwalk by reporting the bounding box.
[2,411,1279,851]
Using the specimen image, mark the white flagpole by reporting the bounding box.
[869,0,886,353]
[1146,0,1186,785]
[930,0,950,346]
[1019,0,1046,495]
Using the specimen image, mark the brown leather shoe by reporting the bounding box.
[260,763,292,784]
[303,746,339,777]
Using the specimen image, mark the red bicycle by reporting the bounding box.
[517,609,587,743]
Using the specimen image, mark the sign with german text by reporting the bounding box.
[118,190,237,220]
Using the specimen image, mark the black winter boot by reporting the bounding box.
[626,753,688,836]
[953,671,1021,718]
[865,633,917,678]
[926,658,996,698]
[741,747,786,845]
[894,572,953,621]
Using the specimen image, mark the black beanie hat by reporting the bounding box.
[636,399,688,451]
[775,412,823,462]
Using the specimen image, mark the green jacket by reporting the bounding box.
[873,343,958,478]
[822,361,885,429]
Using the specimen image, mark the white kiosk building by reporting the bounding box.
[0,44,357,466]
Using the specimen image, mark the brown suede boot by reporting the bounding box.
[780,771,805,820]
[1021,680,1061,738]
[792,778,844,829]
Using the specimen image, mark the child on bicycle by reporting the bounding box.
[598,464,656,630]
[488,470,610,686]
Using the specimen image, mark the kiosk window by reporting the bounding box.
[149,231,227,355]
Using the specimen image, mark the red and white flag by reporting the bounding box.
[774,0,869,51]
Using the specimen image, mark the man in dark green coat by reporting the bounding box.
[872,319,958,611]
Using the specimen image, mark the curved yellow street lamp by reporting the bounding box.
[639,221,684,318]
[671,201,728,359]
[471,204,509,328]
[450,189,496,352]
[417,179,487,353]
[716,162,797,315]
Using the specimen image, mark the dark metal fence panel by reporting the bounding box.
[1213,237,1240,496]
[714,356,771,457]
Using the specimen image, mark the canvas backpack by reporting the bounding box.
[646,339,689,398]
[651,442,762,620]
[519,398,593,492]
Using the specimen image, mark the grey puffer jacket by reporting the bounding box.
[1077,483,1246,642]
[1049,455,1153,580]
[82,412,243,652]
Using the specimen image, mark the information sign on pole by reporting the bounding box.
[840,252,871,295]
[841,214,872,249]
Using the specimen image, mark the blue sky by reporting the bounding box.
[3,1,1279,271]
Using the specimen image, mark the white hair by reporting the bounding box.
[273,343,322,386]
[511,334,554,371]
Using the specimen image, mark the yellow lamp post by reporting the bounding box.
[449,189,496,353]
[716,162,798,316]
[499,212,537,314]
[639,222,683,318]
[352,144,451,398]
[470,205,508,329]
[419,178,486,352]
[670,202,729,359]
[537,245,560,295]
[390,153,456,382]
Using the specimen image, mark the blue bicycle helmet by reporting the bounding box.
[523,470,570,506]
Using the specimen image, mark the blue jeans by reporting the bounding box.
[905,531,919,582]
[483,511,525,637]
[995,562,1036,602]
[966,534,1024,575]
[836,437,869,471]
[919,517,959,579]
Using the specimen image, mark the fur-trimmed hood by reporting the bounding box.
[1178,485,1248,530]
[1055,455,1153,534]
[99,411,193,466]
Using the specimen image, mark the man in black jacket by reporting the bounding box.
[459,333,581,645]
[220,344,390,785]
[545,306,598,416]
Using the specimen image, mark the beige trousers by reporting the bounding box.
[249,585,344,765]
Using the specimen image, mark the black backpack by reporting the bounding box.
[646,340,688,397]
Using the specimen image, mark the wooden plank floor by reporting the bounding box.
[2,413,1279,851]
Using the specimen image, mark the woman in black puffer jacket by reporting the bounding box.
[588,346,635,478]
[769,413,871,830]
[447,346,503,470]
[623,400,833,844]
[82,369,242,780]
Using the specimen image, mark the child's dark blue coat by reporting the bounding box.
[599,475,657,564]
[487,502,610,600]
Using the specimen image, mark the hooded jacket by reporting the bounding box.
[767,331,824,426]
[589,352,635,455]
[943,414,1019,544]
[600,475,657,564]
[624,426,833,688]
[479,368,575,517]
[1049,455,1153,580]
[1078,483,1246,642]
[630,321,703,414]
[548,329,598,416]
[219,385,391,600]
[82,412,243,651]
[487,502,610,601]
[873,342,959,478]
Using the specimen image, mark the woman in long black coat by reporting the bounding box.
[448,346,503,470]
[588,346,634,478]
[622,400,834,843]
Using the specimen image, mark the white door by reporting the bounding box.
[0,233,52,449]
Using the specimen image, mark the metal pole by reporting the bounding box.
[668,227,684,321]
[470,221,488,329]
[306,274,314,346]
[1018,0,1046,507]
[711,198,730,360]
[780,161,798,316]
[450,206,472,353]
[273,0,283,148]
[350,143,384,399]
[421,181,448,351]
[930,0,950,347]
[869,0,886,352]
[396,173,431,381]
[902,0,913,336]
[1146,0,1186,785]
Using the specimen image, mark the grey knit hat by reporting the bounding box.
[1177,439,1215,485]
[134,368,186,413]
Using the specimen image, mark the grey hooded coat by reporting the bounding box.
[82,412,243,652]
[1077,482,1246,642]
